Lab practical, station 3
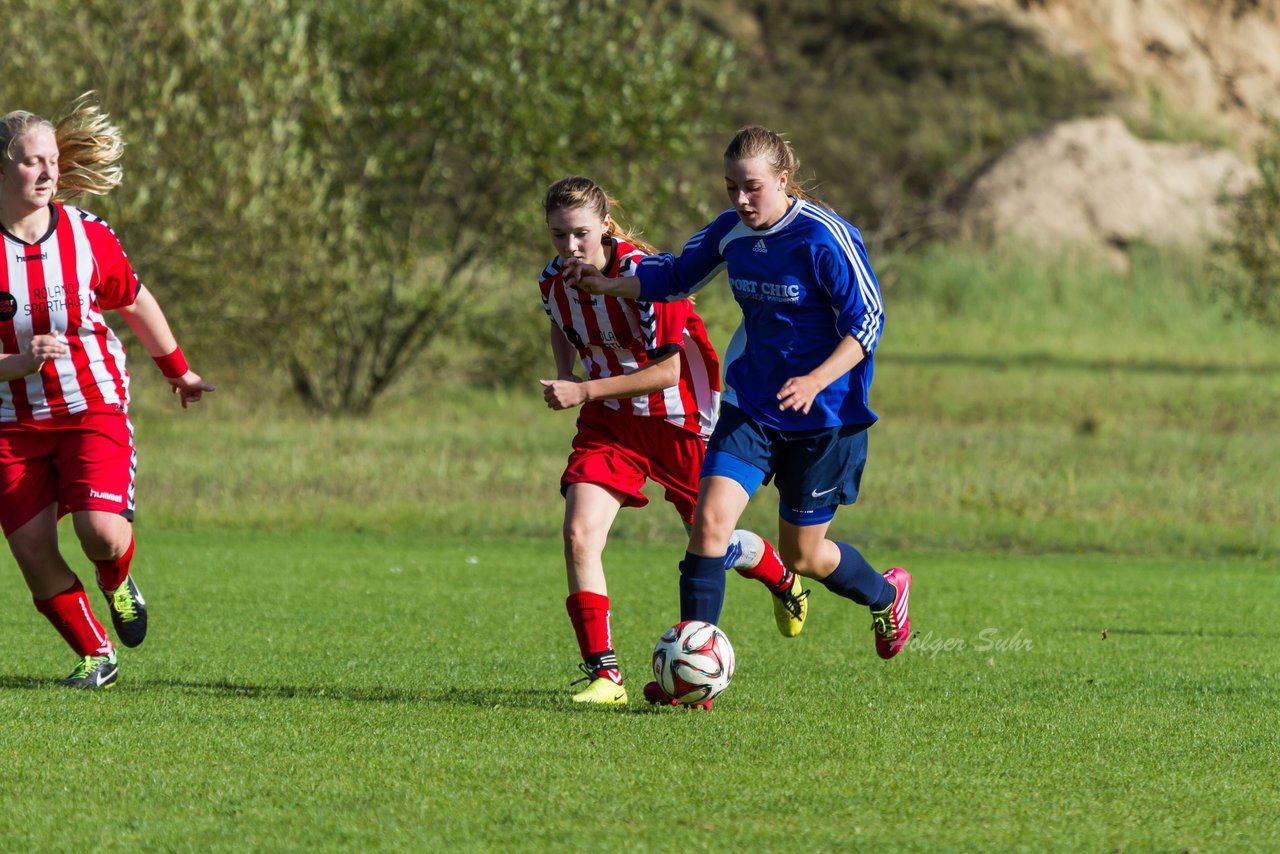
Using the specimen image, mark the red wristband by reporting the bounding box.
[152,346,189,379]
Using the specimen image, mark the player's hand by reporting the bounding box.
[27,332,67,369]
[561,258,612,295]
[167,370,216,408]
[540,378,588,410]
[776,374,825,415]
[560,257,594,284]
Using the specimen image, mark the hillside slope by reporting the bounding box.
[968,0,1280,148]
[689,0,1111,244]
[691,0,1274,254]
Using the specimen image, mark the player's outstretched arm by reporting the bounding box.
[540,351,682,411]
[562,258,641,299]
[115,286,216,408]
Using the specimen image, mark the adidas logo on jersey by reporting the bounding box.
[753,239,768,253]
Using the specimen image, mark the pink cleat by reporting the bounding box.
[643,680,713,710]
[871,567,912,659]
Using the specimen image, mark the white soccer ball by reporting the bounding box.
[651,620,735,705]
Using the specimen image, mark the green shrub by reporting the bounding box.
[1214,122,1280,327]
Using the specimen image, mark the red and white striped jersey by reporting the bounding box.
[1,203,140,422]
[539,238,721,438]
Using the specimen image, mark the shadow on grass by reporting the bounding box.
[0,676,684,713]
[0,675,57,690]
[141,679,560,707]
[153,679,675,713]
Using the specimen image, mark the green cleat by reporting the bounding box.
[102,575,147,648]
[61,651,118,689]
[773,572,810,638]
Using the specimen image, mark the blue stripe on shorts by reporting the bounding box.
[701,450,766,497]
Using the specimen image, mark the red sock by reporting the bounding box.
[33,578,114,656]
[566,591,621,683]
[94,534,135,592]
[734,537,790,592]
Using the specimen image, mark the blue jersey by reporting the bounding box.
[636,198,883,431]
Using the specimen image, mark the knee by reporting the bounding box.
[77,525,131,561]
[562,518,604,563]
[689,510,737,556]
[699,500,738,535]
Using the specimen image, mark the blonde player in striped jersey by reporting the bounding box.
[0,96,214,689]
[539,176,809,706]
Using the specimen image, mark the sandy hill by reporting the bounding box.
[966,0,1280,148]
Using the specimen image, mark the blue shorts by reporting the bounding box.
[702,402,868,526]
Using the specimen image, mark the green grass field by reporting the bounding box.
[1,533,1276,851]
[2,244,1278,850]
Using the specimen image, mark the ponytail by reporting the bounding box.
[54,92,124,200]
[0,92,124,202]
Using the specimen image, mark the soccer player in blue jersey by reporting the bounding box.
[565,126,912,706]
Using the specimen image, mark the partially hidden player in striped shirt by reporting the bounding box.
[566,128,913,709]
[0,95,214,690]
[539,176,804,707]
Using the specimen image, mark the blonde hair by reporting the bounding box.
[0,92,124,201]
[543,175,659,255]
[724,125,833,212]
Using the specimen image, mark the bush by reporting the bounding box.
[1214,122,1280,327]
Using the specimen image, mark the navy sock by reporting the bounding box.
[679,552,727,624]
[820,542,894,610]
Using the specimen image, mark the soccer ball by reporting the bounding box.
[651,620,735,705]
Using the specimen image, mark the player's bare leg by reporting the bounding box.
[9,504,79,599]
[563,483,628,704]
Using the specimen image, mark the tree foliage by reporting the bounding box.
[0,0,733,412]
[1215,122,1280,327]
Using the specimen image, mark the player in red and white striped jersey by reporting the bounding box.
[539,177,804,706]
[0,97,214,689]
[539,229,719,441]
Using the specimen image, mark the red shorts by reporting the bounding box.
[0,411,136,537]
[563,403,705,524]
